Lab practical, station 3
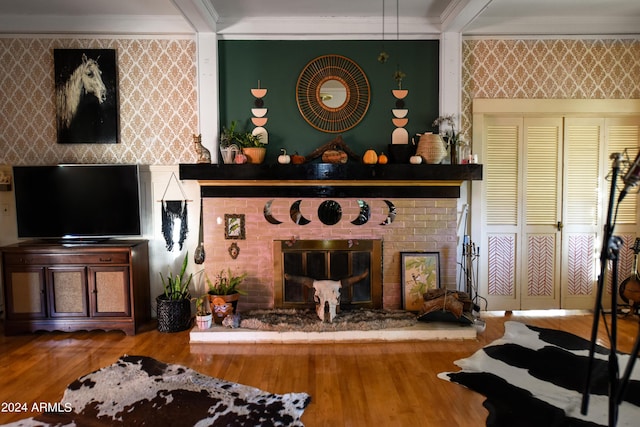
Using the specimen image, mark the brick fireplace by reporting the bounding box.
[199,197,458,311]
[180,163,482,313]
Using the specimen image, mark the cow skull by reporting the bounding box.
[284,269,369,322]
[309,280,342,322]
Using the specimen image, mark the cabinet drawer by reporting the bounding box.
[4,252,130,266]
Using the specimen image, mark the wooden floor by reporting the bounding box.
[0,311,638,426]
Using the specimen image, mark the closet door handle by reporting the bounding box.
[557,221,564,231]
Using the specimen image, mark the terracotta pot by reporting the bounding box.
[243,147,266,164]
[208,293,240,324]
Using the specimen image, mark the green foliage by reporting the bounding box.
[220,120,264,148]
[238,132,264,148]
[159,252,193,300]
[393,67,406,89]
[192,295,211,315]
[207,268,247,295]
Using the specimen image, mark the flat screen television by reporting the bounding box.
[13,164,142,241]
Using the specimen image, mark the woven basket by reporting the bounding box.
[415,133,447,164]
[156,296,191,332]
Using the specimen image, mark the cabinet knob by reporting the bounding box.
[99,257,112,262]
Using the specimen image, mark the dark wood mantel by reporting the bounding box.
[179,163,482,198]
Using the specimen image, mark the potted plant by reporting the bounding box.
[156,252,193,332]
[221,120,266,164]
[207,268,247,324]
[238,131,266,164]
[193,295,212,330]
[220,120,242,164]
[392,67,408,99]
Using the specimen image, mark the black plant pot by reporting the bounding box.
[156,295,191,332]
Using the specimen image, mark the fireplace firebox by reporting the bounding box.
[273,239,382,309]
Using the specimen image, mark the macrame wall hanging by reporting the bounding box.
[159,172,191,252]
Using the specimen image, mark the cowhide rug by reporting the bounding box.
[438,321,640,427]
[3,355,310,427]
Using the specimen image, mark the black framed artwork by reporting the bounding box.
[400,251,441,311]
[54,48,119,144]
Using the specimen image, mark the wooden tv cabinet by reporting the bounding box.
[1,239,150,336]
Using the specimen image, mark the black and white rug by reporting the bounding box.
[3,355,311,426]
[439,321,640,427]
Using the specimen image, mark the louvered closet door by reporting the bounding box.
[602,117,639,309]
[559,118,603,309]
[482,117,564,310]
[483,117,524,311]
[521,118,563,309]
[482,116,639,311]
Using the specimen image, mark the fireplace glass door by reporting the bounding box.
[274,239,382,309]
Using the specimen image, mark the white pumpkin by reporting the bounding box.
[278,148,291,164]
[409,155,423,164]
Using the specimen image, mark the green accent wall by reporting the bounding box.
[218,40,439,163]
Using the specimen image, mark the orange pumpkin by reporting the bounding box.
[363,149,378,164]
[378,152,388,164]
[291,153,305,164]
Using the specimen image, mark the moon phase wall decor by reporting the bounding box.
[351,200,371,226]
[317,200,342,225]
[381,200,397,225]
[290,200,311,225]
[263,199,395,226]
[296,55,370,133]
[263,199,282,224]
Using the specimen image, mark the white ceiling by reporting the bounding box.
[0,0,639,37]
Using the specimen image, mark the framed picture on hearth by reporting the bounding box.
[224,214,245,240]
[54,48,119,144]
[400,252,441,311]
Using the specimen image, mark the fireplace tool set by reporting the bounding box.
[457,235,486,332]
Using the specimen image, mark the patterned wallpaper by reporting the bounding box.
[0,37,198,165]
[2,37,638,166]
[461,38,640,136]
[462,38,640,307]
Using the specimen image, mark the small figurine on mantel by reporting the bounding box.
[193,134,211,164]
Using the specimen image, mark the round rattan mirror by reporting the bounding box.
[296,55,370,133]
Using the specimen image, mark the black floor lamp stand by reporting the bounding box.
[582,153,623,426]
[581,152,640,427]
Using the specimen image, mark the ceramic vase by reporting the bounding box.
[220,145,239,164]
[195,313,213,330]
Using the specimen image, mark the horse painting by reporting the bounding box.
[56,53,107,129]
[54,48,118,144]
